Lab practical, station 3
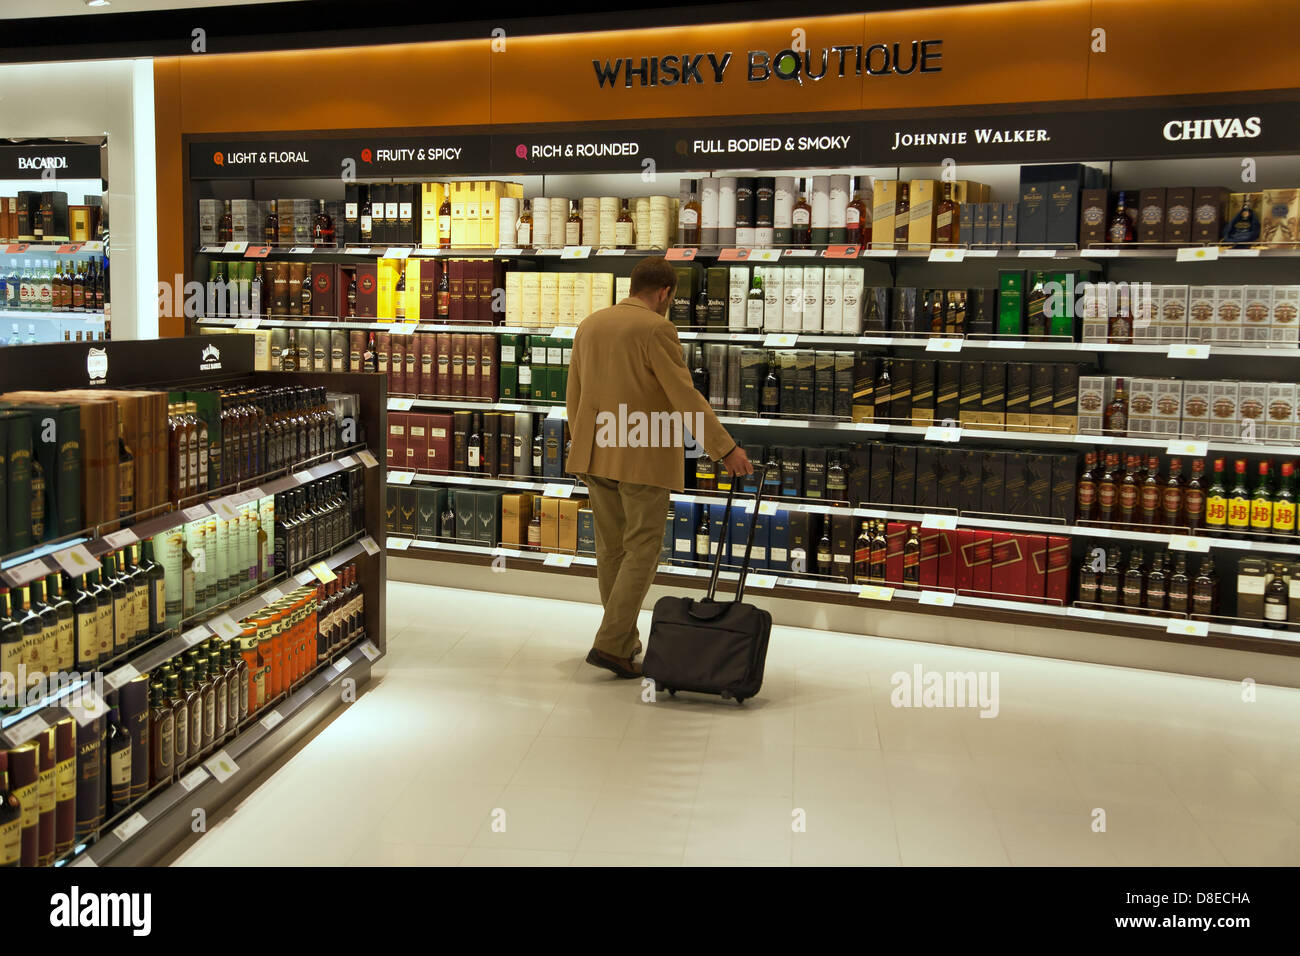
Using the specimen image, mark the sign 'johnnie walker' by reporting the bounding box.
[593,40,942,88]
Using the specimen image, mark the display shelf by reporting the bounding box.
[390,469,1300,558]
[0,445,369,588]
[0,308,106,323]
[195,317,1300,360]
[385,534,1300,656]
[1,242,104,256]
[64,640,378,868]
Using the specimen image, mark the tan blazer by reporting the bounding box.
[565,297,736,491]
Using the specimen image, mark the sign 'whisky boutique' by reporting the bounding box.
[593,39,942,88]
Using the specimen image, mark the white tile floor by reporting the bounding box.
[172,581,1300,866]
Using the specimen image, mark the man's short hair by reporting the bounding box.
[629,257,678,296]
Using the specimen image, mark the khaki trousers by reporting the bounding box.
[581,474,670,658]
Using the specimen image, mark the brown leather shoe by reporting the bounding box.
[586,648,642,679]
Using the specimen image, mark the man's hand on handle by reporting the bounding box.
[721,445,754,476]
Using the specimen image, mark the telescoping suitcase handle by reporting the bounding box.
[703,464,769,605]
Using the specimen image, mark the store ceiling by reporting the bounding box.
[0,0,307,18]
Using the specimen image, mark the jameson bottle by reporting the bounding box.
[149,680,174,788]
[47,575,74,674]
[106,706,132,814]
[140,539,166,635]
[0,752,20,866]
[0,589,23,705]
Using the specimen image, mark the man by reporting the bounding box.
[566,257,753,679]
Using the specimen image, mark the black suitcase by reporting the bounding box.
[643,467,773,705]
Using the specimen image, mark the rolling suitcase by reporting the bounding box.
[643,466,772,705]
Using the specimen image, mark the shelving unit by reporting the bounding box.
[0,334,389,867]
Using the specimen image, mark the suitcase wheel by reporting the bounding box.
[720,690,731,701]
[668,689,677,697]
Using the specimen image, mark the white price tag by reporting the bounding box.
[293,469,314,484]
[858,584,895,602]
[104,664,139,690]
[1170,535,1212,553]
[387,397,415,411]
[1167,343,1210,359]
[387,322,416,335]
[180,767,209,792]
[928,248,966,262]
[333,656,353,675]
[1167,618,1209,637]
[207,614,244,641]
[290,246,317,254]
[1000,340,1027,349]
[1222,247,1261,258]
[544,553,575,568]
[1087,248,1121,258]
[862,248,899,257]
[1166,439,1208,457]
[926,337,963,353]
[921,513,958,531]
[310,561,338,584]
[52,544,97,579]
[221,241,248,254]
[495,248,522,256]
[595,248,627,256]
[925,426,962,443]
[338,456,356,468]
[550,326,577,339]
[741,500,779,516]
[211,497,241,522]
[546,406,567,420]
[205,751,239,783]
[387,537,411,551]
[7,560,49,587]
[182,504,211,522]
[763,333,798,347]
[6,713,48,745]
[260,710,284,731]
[347,247,371,255]
[1066,606,1107,620]
[543,483,573,499]
[677,332,698,340]
[357,450,379,468]
[666,565,697,576]
[919,590,956,607]
[1017,249,1057,258]
[388,470,415,485]
[1176,246,1220,262]
[113,812,147,843]
[183,626,211,646]
[360,641,381,661]
[783,248,818,258]
[359,536,380,556]
[750,249,782,262]
[233,317,261,330]
[964,249,1000,258]
[261,587,284,605]
[63,688,106,726]
[740,417,767,426]
[747,574,777,590]
[560,245,592,259]
[103,528,138,549]
[385,247,413,259]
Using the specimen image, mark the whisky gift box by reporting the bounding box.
[1192,187,1227,243]
[997,270,1026,336]
[867,445,891,506]
[1270,285,1300,348]
[957,450,982,513]
[813,352,835,417]
[406,415,427,472]
[1018,179,1047,246]
[1003,452,1030,517]
[385,485,398,535]
[980,361,1006,429]
[935,360,961,423]
[1165,187,1193,244]
[914,446,938,509]
[1001,202,1019,247]
[1266,382,1295,443]
[957,360,983,428]
[863,287,890,332]
[910,358,935,427]
[971,202,989,247]
[891,444,917,507]
[453,489,475,540]
[851,355,876,422]
[1138,188,1166,243]
[1079,188,1108,247]
[981,451,1006,515]
[888,357,913,423]
[989,532,1024,599]
[1208,380,1239,440]
[1003,361,1032,432]
[475,491,502,546]
[415,487,443,540]
[1077,375,1111,435]
[892,287,918,334]
[577,507,596,556]
[1262,189,1299,249]
[1237,557,1268,621]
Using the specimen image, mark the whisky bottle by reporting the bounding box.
[0,753,22,867]
[195,651,216,756]
[1,589,24,700]
[47,575,74,673]
[694,455,716,492]
[853,521,871,582]
[1162,457,1184,526]
[1191,556,1218,618]
[1264,565,1289,628]
[88,567,113,664]
[1108,191,1134,243]
[1117,454,1141,528]
[394,267,406,321]
[870,523,887,582]
[1273,461,1297,533]
[1145,551,1167,612]
[1249,461,1273,533]
[746,273,765,329]
[301,264,314,317]
[1096,452,1120,525]
[791,178,812,249]
[935,181,959,247]
[101,553,128,656]
[695,506,710,564]
[138,539,166,636]
[1103,378,1129,436]
[1099,547,1122,605]
[149,679,174,788]
[846,176,870,248]
[615,198,634,249]
[826,454,848,502]
[1108,286,1134,344]
[1204,458,1228,529]
[1076,450,1098,522]
[106,705,132,814]
[181,664,203,768]
[180,535,196,619]
[1026,272,1047,338]
[892,183,911,249]
[467,412,483,472]
[117,405,135,520]
[565,200,582,247]
[440,493,457,542]
[1182,458,1206,528]
[1078,551,1100,605]
[313,200,335,247]
[515,198,532,247]
[902,525,920,585]
[264,201,279,247]
[1226,459,1251,531]
[876,361,893,422]
[164,670,188,774]
[532,428,543,474]
[1122,549,1145,609]
[693,284,709,328]
[1167,553,1190,615]
[678,181,701,246]
[218,201,233,243]
[1222,195,1261,246]
[761,354,780,414]
[816,525,834,578]
[30,579,59,678]
[1139,455,1162,528]
[125,546,148,646]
